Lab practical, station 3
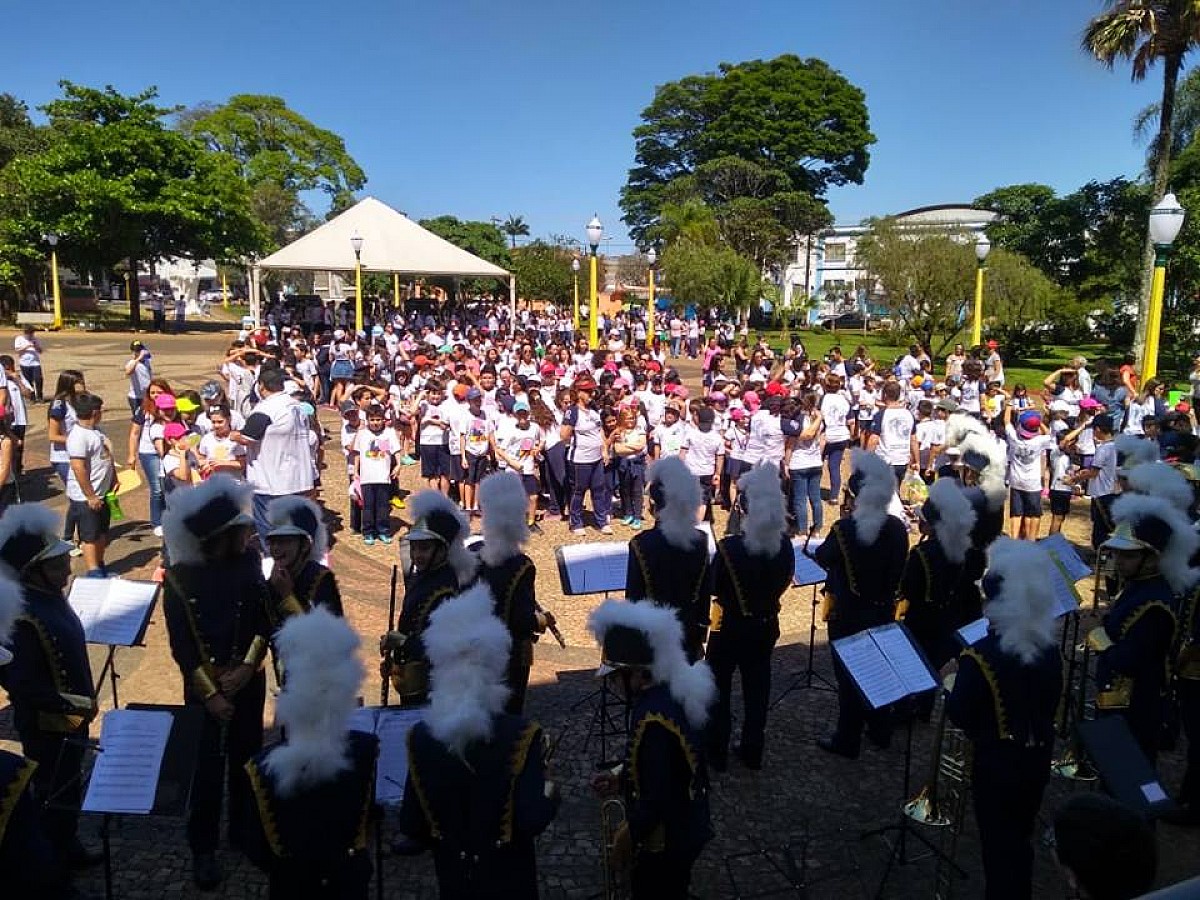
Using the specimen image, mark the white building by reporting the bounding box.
[782,204,999,321]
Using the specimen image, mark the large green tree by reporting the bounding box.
[178,94,366,247]
[620,54,870,247]
[1084,0,1200,361]
[660,238,761,321]
[510,240,574,305]
[418,216,510,269]
[0,82,263,326]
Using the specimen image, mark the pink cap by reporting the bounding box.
[613,378,630,389]
[154,393,177,410]
[743,391,761,410]
[730,408,746,421]
[163,422,187,439]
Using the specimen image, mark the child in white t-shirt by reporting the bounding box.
[352,405,401,544]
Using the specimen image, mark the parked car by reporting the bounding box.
[819,312,869,331]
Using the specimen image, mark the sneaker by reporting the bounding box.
[363,535,376,546]
[378,534,393,545]
[619,516,632,526]
[529,522,544,535]
[152,525,163,538]
[629,519,643,530]
[571,527,586,536]
[69,544,83,558]
[600,525,614,535]
[399,455,416,466]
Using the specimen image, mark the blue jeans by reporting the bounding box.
[670,337,682,357]
[789,467,823,534]
[570,460,611,530]
[139,451,164,527]
[824,440,849,503]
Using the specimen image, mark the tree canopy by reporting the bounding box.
[418,216,511,270]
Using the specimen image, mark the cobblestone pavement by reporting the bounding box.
[2,325,1198,898]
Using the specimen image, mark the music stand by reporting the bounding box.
[833,623,967,897]
[84,704,203,900]
[68,577,159,709]
[771,538,834,708]
[1078,716,1178,819]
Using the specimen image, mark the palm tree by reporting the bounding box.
[502,214,530,249]
[1084,0,1200,361]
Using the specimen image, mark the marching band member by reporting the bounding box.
[943,413,1006,550]
[899,478,984,674]
[1170,570,1200,825]
[1092,493,1195,763]
[398,582,559,896]
[475,470,556,714]
[815,451,909,758]
[589,598,715,899]
[0,505,99,871]
[264,495,342,624]
[706,463,793,771]
[162,475,272,890]
[380,490,476,708]
[0,570,66,895]
[625,456,711,660]
[946,538,1063,900]
[241,608,378,898]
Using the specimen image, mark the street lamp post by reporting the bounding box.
[970,234,991,347]
[586,215,603,348]
[1144,193,1186,381]
[350,232,365,335]
[572,257,581,333]
[44,233,62,329]
[646,247,657,348]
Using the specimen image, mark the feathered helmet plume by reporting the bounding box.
[162,475,254,565]
[921,478,977,565]
[737,463,786,557]
[846,450,897,544]
[1104,493,1200,595]
[406,490,477,586]
[477,471,529,566]
[266,495,329,562]
[981,538,1058,664]
[648,456,703,550]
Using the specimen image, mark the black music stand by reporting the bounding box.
[85,703,203,900]
[1079,716,1178,819]
[771,539,834,707]
[833,624,967,898]
[68,577,159,710]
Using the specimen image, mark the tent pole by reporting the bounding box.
[509,275,516,324]
[250,266,261,327]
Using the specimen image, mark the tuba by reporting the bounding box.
[600,797,631,900]
[904,674,970,828]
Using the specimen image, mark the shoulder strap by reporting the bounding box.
[961,647,1010,741]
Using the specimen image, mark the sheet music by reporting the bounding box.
[557,543,629,594]
[956,617,990,647]
[1046,556,1081,618]
[871,623,938,695]
[68,578,157,646]
[791,537,826,586]
[1038,533,1091,582]
[349,706,424,805]
[82,709,173,814]
[832,631,906,709]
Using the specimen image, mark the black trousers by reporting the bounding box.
[20,365,43,402]
[972,744,1052,900]
[187,671,266,854]
[12,423,25,476]
[360,482,391,537]
[1178,679,1200,807]
[18,722,87,859]
[632,850,692,900]
[706,618,778,766]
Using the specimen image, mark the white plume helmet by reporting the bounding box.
[0,504,69,580]
[1124,461,1193,514]
[0,576,25,666]
[958,432,1007,509]
[423,582,512,755]
[944,413,990,451]
[737,463,787,557]
[588,599,716,729]
[848,450,897,544]
[923,478,976,565]
[1109,493,1200,595]
[981,538,1058,665]
[407,489,478,586]
[266,495,328,562]
[1114,434,1159,475]
[648,456,703,550]
[162,474,254,566]
[265,607,364,796]
[478,471,529,567]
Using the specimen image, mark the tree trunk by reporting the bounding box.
[128,256,141,330]
[1135,53,1183,365]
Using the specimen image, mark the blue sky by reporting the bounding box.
[3,0,1164,249]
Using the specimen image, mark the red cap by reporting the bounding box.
[986,340,998,349]
[765,381,788,397]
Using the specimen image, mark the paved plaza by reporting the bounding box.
[1,325,1197,898]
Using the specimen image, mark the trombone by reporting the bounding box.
[1052,629,1099,780]
[600,797,631,900]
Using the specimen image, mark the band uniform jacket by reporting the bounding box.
[163,550,272,702]
[398,714,557,899]
[1178,579,1200,681]
[268,559,344,625]
[710,533,793,634]
[388,561,460,706]
[475,554,539,688]
[242,730,379,897]
[624,684,713,866]
[900,538,985,669]
[1095,574,1177,758]
[962,486,1005,551]
[814,515,908,640]
[626,528,712,652]
[0,749,57,892]
[0,585,96,735]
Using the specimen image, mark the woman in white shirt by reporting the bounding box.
[785,392,825,535]
[14,326,43,402]
[820,374,852,504]
[560,375,610,534]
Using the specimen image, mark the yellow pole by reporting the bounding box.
[1144,248,1168,381]
[221,271,229,308]
[647,266,656,345]
[50,248,62,329]
[970,261,985,347]
[354,257,363,335]
[393,272,400,308]
[588,252,599,348]
[573,269,580,333]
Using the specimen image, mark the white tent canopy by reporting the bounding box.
[252,196,514,326]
